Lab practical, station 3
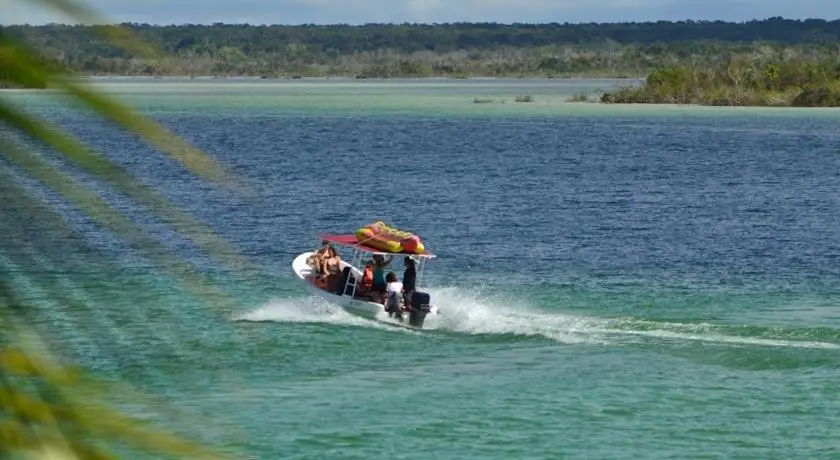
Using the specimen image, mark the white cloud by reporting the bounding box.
[6,0,68,24]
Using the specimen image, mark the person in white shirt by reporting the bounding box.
[384,272,403,317]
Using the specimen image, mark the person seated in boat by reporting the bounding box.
[355,262,374,298]
[368,254,394,303]
[324,248,341,277]
[402,256,416,308]
[307,241,341,279]
[384,271,403,317]
[306,240,329,270]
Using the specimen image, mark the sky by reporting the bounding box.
[5,0,840,26]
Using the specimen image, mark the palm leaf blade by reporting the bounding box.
[0,97,258,278]
[0,136,240,314]
[25,0,165,60]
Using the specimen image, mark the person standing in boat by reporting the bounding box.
[384,272,403,318]
[402,256,416,308]
[369,254,393,303]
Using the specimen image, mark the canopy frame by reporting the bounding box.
[312,233,434,299]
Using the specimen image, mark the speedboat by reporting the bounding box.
[291,228,440,329]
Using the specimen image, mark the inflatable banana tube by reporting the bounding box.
[354,221,425,254]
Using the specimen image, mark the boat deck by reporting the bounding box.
[304,273,379,303]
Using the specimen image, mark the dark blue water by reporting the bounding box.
[3,86,840,459]
[19,111,840,288]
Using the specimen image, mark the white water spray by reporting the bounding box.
[234,285,840,350]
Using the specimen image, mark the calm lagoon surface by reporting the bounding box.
[3,78,840,459]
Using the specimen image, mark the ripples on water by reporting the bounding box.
[3,81,840,459]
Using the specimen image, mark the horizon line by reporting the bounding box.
[5,16,840,28]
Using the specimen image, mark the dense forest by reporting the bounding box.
[600,58,840,106]
[0,29,51,88]
[2,18,840,79]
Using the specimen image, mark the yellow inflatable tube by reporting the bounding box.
[354,221,425,254]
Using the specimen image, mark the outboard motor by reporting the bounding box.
[408,291,432,328]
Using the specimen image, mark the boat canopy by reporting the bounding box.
[318,234,436,259]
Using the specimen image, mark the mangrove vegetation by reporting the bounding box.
[600,55,840,106]
[3,18,840,78]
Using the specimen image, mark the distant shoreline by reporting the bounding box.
[8,19,839,103]
[8,72,840,108]
[11,19,840,85]
[0,74,641,91]
[65,74,643,81]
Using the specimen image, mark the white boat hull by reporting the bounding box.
[291,252,439,326]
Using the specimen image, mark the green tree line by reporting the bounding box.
[3,18,840,78]
[600,55,840,106]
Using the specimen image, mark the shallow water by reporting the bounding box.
[2,79,840,459]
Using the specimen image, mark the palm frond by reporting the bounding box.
[0,134,243,314]
[1,33,249,192]
[0,219,243,459]
[0,97,258,279]
[26,0,165,61]
[0,311,233,460]
[2,1,272,457]
[0,177,246,452]
[2,33,260,279]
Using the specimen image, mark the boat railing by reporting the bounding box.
[343,248,364,298]
[416,256,426,289]
[339,247,428,300]
[315,235,433,299]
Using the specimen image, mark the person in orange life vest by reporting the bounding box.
[356,262,374,297]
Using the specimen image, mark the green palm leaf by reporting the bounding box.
[1,37,260,281]
[27,0,165,61]
[1,0,273,458]
[0,135,239,313]
[0,305,234,460]
[2,33,246,189]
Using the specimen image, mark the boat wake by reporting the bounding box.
[231,296,421,334]
[234,285,840,351]
[422,287,604,344]
[415,286,840,351]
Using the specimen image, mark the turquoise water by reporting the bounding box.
[2,79,840,459]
